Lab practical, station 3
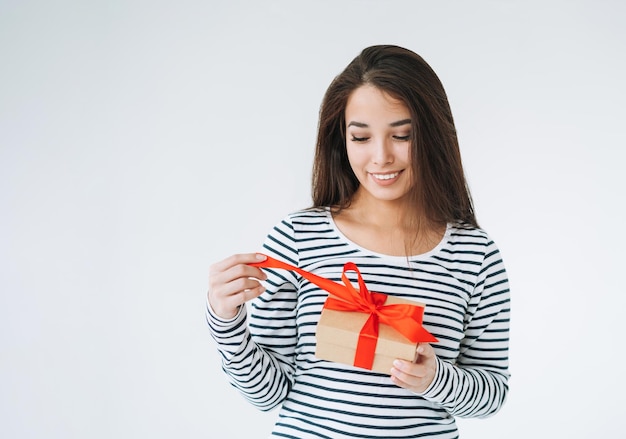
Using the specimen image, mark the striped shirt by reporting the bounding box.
[207,207,510,438]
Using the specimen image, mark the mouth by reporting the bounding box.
[370,171,401,181]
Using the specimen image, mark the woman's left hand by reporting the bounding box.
[390,343,438,394]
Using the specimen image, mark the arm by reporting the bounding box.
[206,218,300,411]
[391,238,511,418]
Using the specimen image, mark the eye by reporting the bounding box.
[350,135,369,142]
[393,134,411,141]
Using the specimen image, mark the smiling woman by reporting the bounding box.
[206,45,510,438]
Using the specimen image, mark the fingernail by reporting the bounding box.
[255,253,266,260]
[393,360,401,368]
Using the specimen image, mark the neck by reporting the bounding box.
[332,190,446,256]
[347,189,414,229]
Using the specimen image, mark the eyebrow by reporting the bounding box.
[347,119,412,128]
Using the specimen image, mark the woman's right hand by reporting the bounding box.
[207,253,268,319]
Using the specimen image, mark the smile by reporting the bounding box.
[370,172,401,180]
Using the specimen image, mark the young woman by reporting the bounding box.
[207,45,510,438]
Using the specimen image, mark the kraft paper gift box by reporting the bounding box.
[248,254,437,375]
[315,295,430,374]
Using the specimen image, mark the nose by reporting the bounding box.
[372,138,393,165]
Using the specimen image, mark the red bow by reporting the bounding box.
[250,255,437,370]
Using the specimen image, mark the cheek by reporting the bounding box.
[346,146,365,169]
[402,150,414,184]
[398,144,412,162]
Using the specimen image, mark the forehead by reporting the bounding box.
[345,85,409,123]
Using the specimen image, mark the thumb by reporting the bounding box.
[415,343,434,361]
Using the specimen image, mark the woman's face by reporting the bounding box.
[344,84,413,205]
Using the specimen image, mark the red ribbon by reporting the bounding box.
[249,254,437,370]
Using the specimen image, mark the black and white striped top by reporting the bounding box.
[207,207,510,438]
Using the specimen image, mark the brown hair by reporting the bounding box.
[311,45,478,230]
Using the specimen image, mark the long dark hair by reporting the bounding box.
[311,45,478,230]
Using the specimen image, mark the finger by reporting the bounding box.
[390,343,437,393]
[390,361,429,393]
[209,260,268,291]
[208,280,267,319]
[209,274,265,302]
[415,342,434,361]
[237,284,266,302]
[390,359,425,382]
[389,345,433,381]
[228,277,266,297]
[216,284,266,311]
[210,253,267,274]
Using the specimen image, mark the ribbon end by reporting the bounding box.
[415,327,438,343]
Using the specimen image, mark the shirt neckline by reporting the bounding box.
[324,207,451,261]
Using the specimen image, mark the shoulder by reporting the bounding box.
[277,207,332,230]
[285,206,330,220]
[444,222,504,261]
[262,207,342,267]
[445,223,508,275]
[264,207,333,241]
[448,222,496,246]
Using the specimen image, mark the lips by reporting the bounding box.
[370,171,401,181]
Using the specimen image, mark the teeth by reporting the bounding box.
[372,172,399,180]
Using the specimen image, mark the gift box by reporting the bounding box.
[249,255,437,374]
[315,295,426,374]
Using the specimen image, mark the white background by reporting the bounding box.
[1,1,625,438]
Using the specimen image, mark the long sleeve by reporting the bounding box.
[206,217,300,411]
[420,238,511,417]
